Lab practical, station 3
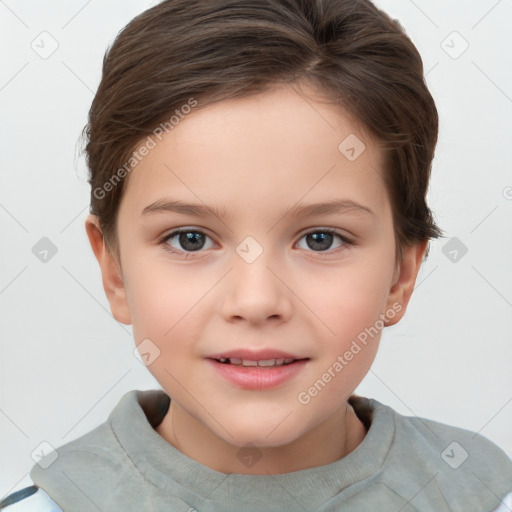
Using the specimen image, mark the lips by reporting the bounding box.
[206,351,309,389]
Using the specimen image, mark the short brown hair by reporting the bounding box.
[83,0,443,262]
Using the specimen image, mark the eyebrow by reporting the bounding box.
[141,198,375,219]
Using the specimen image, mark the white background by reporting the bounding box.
[1,0,511,497]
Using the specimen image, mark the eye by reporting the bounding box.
[296,229,352,254]
[160,229,215,255]
[159,227,353,258]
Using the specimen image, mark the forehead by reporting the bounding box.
[119,84,390,224]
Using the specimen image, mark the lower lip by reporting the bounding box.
[207,359,308,390]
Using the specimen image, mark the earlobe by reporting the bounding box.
[384,240,429,326]
[85,215,132,325]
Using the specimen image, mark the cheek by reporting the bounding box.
[126,265,208,387]
[126,260,216,348]
[299,257,393,343]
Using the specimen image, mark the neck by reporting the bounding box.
[155,400,367,475]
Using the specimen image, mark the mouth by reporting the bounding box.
[212,357,306,368]
[207,349,309,369]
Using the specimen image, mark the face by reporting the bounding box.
[87,83,425,466]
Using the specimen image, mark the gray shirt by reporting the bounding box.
[28,389,512,511]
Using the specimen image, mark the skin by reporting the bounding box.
[85,82,427,475]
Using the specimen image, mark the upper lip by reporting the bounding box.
[207,349,307,361]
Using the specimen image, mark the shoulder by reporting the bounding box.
[400,406,511,474]
[367,398,512,511]
[374,398,512,470]
[0,485,62,511]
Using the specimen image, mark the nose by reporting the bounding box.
[219,246,293,326]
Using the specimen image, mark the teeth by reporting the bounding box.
[217,357,296,367]
[257,359,277,367]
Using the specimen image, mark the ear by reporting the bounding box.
[85,214,132,325]
[384,240,428,326]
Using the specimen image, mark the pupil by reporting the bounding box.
[307,232,332,251]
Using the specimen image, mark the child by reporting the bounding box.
[2,0,511,510]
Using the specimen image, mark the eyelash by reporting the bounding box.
[158,228,354,259]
